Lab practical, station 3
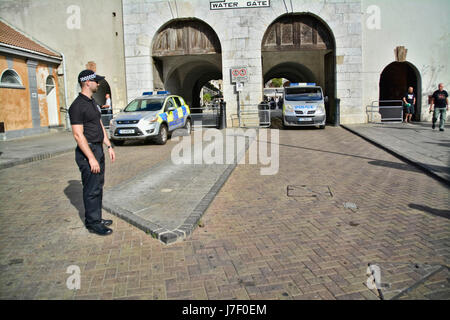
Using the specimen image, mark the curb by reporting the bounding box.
[102,161,238,245]
[0,148,74,170]
[341,124,450,188]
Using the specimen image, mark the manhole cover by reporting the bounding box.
[287,185,333,199]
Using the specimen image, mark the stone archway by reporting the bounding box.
[379,61,422,121]
[152,18,222,108]
[262,13,336,123]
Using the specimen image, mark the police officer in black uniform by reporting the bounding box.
[69,70,116,236]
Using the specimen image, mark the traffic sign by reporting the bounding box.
[230,66,248,83]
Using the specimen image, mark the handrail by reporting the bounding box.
[368,100,403,123]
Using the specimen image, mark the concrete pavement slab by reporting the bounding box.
[342,122,450,185]
[0,131,76,170]
[103,129,253,244]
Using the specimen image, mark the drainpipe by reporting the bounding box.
[60,52,71,131]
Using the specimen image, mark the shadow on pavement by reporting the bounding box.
[409,204,450,220]
[64,180,85,224]
[427,142,450,148]
[367,160,422,173]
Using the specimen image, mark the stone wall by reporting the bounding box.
[123,0,364,125]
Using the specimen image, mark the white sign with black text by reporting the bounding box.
[210,0,270,10]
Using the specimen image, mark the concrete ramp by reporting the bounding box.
[103,130,254,244]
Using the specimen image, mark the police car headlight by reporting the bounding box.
[149,117,158,123]
[284,104,294,112]
[316,104,325,115]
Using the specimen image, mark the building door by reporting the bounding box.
[379,62,421,121]
[46,76,59,126]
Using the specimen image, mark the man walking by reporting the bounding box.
[69,70,116,235]
[429,83,449,131]
[402,86,416,123]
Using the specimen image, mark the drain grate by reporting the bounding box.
[287,185,333,199]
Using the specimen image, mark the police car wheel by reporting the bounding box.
[155,124,168,145]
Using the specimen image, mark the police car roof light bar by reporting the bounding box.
[289,83,316,87]
[142,92,153,95]
[157,91,170,95]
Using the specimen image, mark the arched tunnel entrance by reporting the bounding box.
[264,62,317,86]
[152,19,222,109]
[262,13,336,123]
[380,61,422,121]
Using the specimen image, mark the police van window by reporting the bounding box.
[164,98,176,112]
[173,97,182,107]
[285,87,322,101]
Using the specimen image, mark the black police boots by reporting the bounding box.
[87,223,113,236]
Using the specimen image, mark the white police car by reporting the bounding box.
[109,91,191,145]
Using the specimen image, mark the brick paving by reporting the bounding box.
[0,127,449,300]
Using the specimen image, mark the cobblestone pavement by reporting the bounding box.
[0,127,448,300]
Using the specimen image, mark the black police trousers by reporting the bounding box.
[75,143,105,227]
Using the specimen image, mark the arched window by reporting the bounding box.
[46,76,55,95]
[0,69,24,88]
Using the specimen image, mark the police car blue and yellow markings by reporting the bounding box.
[157,112,167,123]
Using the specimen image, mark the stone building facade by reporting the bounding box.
[123,0,449,125]
[0,0,448,132]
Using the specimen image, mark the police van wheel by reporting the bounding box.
[111,139,124,146]
[184,119,191,134]
[155,124,168,145]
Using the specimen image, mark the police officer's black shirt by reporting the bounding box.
[69,93,104,143]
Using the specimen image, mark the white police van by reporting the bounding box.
[282,83,327,129]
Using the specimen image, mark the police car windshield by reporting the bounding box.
[124,99,164,112]
[285,87,322,101]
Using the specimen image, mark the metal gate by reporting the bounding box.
[368,100,403,123]
[190,103,221,128]
[236,103,271,128]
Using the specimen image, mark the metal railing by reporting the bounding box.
[189,104,220,128]
[101,114,113,128]
[238,103,271,128]
[368,100,403,123]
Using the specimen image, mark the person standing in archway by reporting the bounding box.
[429,83,449,131]
[402,87,416,123]
[102,93,112,115]
[69,70,116,236]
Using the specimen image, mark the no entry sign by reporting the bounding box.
[230,66,248,83]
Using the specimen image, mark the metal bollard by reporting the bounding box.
[219,101,227,129]
[334,98,340,126]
